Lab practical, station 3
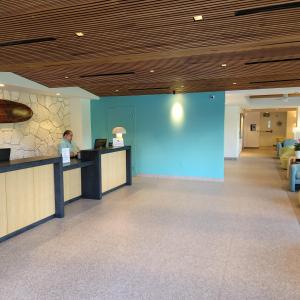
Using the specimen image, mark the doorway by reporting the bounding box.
[242,109,297,157]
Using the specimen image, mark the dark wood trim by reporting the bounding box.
[64,196,81,205]
[54,157,64,218]
[126,147,132,186]
[0,215,55,243]
[102,183,128,196]
[0,156,61,173]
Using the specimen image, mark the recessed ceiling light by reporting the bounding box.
[65,76,69,79]
[150,69,155,73]
[181,85,185,88]
[0,83,5,87]
[193,15,203,21]
[56,93,61,96]
[115,89,119,92]
[75,32,84,37]
[221,64,227,67]
[233,82,237,85]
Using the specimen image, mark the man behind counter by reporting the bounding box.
[58,130,79,158]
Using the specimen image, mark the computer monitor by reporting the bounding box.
[0,148,11,162]
[94,139,107,150]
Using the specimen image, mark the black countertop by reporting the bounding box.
[97,146,131,154]
[81,146,131,154]
[0,156,61,173]
[63,158,95,171]
[0,146,131,173]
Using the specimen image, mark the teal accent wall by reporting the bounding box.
[91,92,225,179]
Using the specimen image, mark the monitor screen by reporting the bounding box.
[0,148,11,162]
[94,139,107,150]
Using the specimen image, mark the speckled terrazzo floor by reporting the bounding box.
[1,149,300,300]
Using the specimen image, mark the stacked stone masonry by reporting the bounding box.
[0,89,70,159]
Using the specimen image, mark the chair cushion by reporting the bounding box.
[280,148,295,169]
[280,147,295,158]
[283,139,296,147]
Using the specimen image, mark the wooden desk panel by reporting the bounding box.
[0,173,7,238]
[34,165,55,220]
[6,165,56,234]
[63,168,82,202]
[6,168,36,233]
[101,150,126,193]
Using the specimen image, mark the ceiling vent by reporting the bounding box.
[0,37,56,47]
[128,87,170,91]
[250,79,300,84]
[80,72,135,78]
[246,57,300,65]
[235,2,300,16]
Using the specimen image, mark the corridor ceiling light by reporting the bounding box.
[0,83,5,87]
[221,63,227,67]
[65,76,69,79]
[75,32,84,37]
[233,82,237,85]
[193,15,203,21]
[115,89,119,92]
[56,93,61,96]
[181,85,185,88]
[150,69,155,73]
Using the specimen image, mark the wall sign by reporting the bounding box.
[61,148,71,163]
[250,124,256,131]
[0,99,33,123]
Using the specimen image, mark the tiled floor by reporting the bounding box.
[1,149,300,299]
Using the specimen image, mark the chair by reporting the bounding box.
[276,139,296,157]
[287,156,296,179]
[280,147,295,169]
[290,163,300,192]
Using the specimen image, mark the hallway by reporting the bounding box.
[0,155,300,299]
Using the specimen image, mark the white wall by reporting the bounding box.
[243,111,260,148]
[286,111,297,139]
[226,87,300,108]
[259,112,287,147]
[69,98,92,149]
[224,106,241,158]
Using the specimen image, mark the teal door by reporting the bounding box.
[107,106,136,175]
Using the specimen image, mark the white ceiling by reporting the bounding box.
[0,72,98,99]
[226,86,300,109]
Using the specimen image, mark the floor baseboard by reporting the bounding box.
[137,174,224,182]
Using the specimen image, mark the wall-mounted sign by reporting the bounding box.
[0,99,33,123]
[250,124,256,131]
[61,148,71,163]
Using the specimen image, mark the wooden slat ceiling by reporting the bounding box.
[0,0,300,96]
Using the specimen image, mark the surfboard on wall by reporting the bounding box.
[0,99,33,123]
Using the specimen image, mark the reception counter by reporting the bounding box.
[0,146,131,242]
[0,156,63,241]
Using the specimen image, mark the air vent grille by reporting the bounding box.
[0,37,56,47]
[246,57,300,65]
[129,87,170,91]
[80,72,135,78]
[235,2,300,16]
[250,78,300,84]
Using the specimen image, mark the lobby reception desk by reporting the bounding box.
[0,146,131,242]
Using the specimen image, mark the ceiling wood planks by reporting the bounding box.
[0,0,300,96]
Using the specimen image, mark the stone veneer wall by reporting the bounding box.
[0,89,70,159]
